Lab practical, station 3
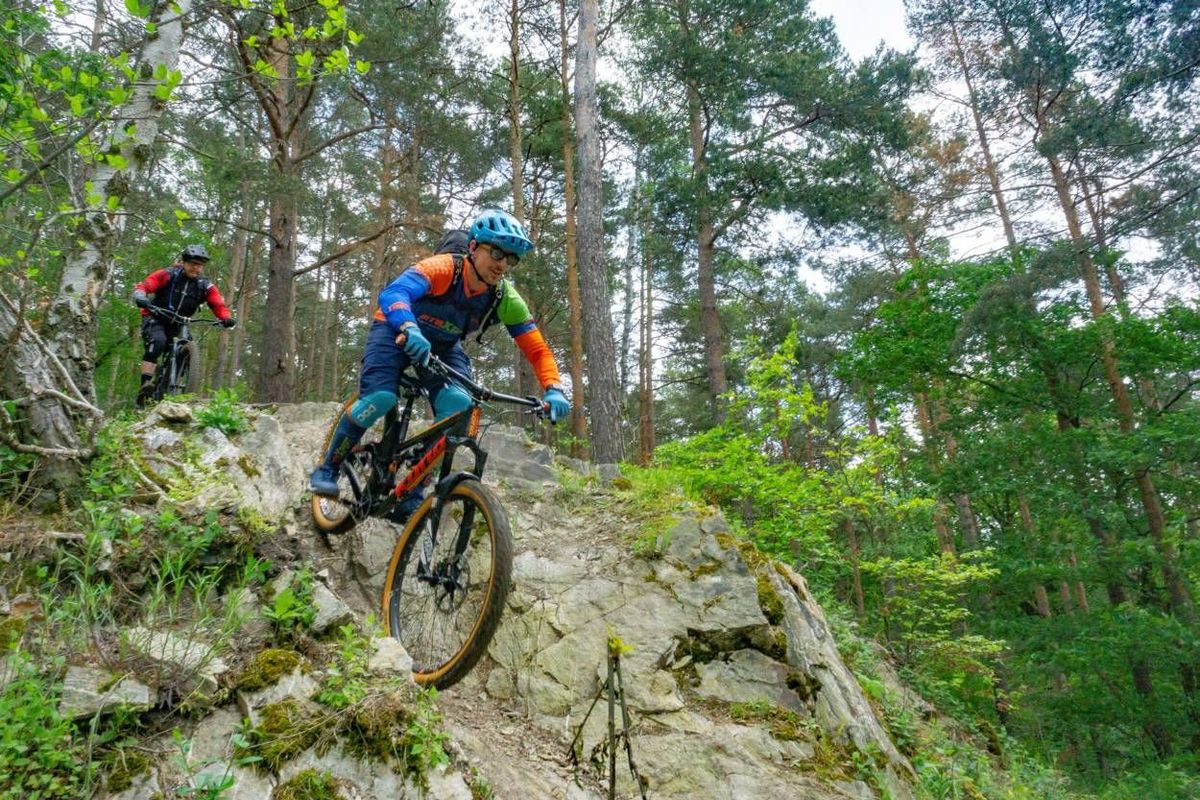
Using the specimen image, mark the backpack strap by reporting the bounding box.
[474,280,504,345]
[431,255,504,345]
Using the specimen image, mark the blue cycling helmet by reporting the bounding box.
[469,209,534,256]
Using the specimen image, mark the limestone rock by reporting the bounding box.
[368,636,414,677]
[694,649,807,713]
[59,665,152,720]
[769,563,915,779]
[311,581,353,634]
[121,627,229,698]
[152,401,193,424]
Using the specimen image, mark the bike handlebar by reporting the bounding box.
[397,339,547,419]
[423,355,548,416]
[148,307,234,327]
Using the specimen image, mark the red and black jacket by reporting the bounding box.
[135,266,232,322]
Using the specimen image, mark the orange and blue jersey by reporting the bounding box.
[376,254,561,389]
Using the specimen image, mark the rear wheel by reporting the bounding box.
[310,394,379,535]
[310,448,375,535]
[380,478,512,689]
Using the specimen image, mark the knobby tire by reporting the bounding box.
[380,478,512,689]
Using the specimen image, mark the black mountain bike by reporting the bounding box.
[311,355,548,689]
[144,308,226,402]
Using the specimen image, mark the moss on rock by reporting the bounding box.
[104,749,152,793]
[235,648,305,692]
[273,768,345,800]
[238,698,322,772]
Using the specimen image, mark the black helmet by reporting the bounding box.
[181,244,210,263]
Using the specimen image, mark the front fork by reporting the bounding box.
[415,434,489,587]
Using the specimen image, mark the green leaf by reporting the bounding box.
[106,195,120,211]
[123,0,149,18]
[355,59,370,75]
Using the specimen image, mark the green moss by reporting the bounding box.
[729,700,809,742]
[235,648,305,692]
[237,454,261,478]
[468,769,495,800]
[0,616,25,650]
[717,533,788,625]
[341,690,415,762]
[237,698,323,772]
[273,768,345,800]
[104,749,151,793]
[756,573,786,625]
[341,687,449,786]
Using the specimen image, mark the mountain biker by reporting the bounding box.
[132,244,236,407]
[309,209,570,520]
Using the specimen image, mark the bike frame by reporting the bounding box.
[162,320,193,395]
[146,308,223,400]
[339,357,544,558]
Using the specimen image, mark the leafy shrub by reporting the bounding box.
[195,388,249,436]
[315,623,372,709]
[262,568,317,636]
[0,660,84,798]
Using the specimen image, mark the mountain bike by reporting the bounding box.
[310,355,548,688]
[143,308,226,403]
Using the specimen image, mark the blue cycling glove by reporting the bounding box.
[543,387,569,423]
[398,325,431,365]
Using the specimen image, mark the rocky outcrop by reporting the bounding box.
[98,404,918,800]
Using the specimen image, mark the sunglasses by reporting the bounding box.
[486,246,520,267]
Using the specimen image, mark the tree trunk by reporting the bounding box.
[1047,154,1195,625]
[574,0,623,463]
[559,0,586,456]
[845,517,866,619]
[509,0,523,222]
[3,0,190,473]
[638,208,655,465]
[949,17,1017,252]
[214,187,251,390]
[259,169,299,401]
[687,82,726,424]
[231,235,259,389]
[255,30,300,403]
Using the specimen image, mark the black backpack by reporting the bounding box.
[433,229,503,344]
[434,229,470,256]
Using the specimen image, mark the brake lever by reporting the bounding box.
[523,396,550,422]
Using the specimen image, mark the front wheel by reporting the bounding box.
[165,341,196,396]
[380,478,512,689]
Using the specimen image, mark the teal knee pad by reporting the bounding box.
[433,385,472,421]
[349,390,397,428]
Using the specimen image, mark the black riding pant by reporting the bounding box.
[140,318,179,362]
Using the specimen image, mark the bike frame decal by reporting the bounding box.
[468,406,482,438]
[393,434,447,496]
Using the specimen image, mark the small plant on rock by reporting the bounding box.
[195,389,249,436]
[314,623,372,709]
[263,569,317,637]
[0,658,84,798]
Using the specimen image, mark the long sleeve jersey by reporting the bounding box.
[375,254,562,389]
[135,266,232,321]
